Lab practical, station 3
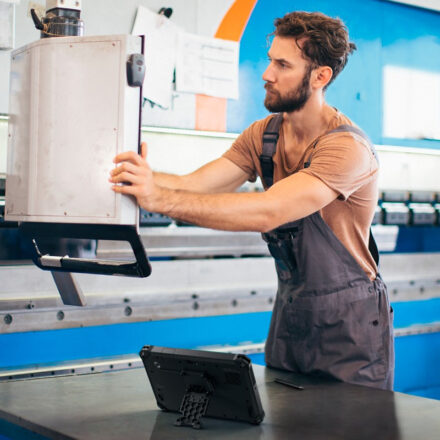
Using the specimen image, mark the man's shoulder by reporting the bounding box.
[327,110,355,130]
[320,111,374,156]
[234,114,279,150]
[243,114,278,136]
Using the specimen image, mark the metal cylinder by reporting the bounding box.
[41,8,84,38]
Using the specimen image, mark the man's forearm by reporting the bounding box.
[151,187,276,232]
[153,171,212,193]
[153,171,184,190]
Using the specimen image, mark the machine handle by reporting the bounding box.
[19,222,151,278]
[30,9,45,31]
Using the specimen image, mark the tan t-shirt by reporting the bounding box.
[222,111,379,280]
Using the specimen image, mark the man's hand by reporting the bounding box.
[109,142,160,211]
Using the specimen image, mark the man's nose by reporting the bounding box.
[262,64,274,83]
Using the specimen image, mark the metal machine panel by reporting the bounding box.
[5,34,141,225]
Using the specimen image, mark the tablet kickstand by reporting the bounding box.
[174,389,211,430]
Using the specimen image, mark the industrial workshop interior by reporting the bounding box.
[0,0,440,438]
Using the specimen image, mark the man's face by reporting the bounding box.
[263,36,313,113]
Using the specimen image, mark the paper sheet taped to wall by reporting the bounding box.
[0,0,18,50]
[132,6,179,108]
[175,32,239,100]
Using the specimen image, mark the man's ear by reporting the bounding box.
[311,66,333,90]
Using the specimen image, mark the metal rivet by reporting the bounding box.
[419,287,425,294]
[57,311,65,321]
[232,299,238,307]
[124,306,132,316]
[4,314,13,325]
[192,302,199,310]
[268,297,273,304]
[250,291,257,296]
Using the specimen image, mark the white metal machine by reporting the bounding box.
[6,33,142,226]
[5,1,150,305]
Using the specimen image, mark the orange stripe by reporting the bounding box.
[215,0,258,42]
[195,0,258,131]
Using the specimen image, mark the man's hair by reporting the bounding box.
[273,11,356,88]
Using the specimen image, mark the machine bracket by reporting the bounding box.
[51,271,86,306]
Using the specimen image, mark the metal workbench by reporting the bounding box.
[0,364,439,439]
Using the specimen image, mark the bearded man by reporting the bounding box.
[109,11,394,390]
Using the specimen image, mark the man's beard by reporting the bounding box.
[264,65,313,113]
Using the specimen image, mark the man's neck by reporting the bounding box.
[283,93,335,145]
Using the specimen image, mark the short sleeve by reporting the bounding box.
[222,120,266,183]
[299,133,378,200]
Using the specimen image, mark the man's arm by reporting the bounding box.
[109,146,338,232]
[153,157,250,194]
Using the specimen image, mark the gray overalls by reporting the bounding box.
[260,114,394,390]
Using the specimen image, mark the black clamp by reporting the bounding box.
[158,7,173,18]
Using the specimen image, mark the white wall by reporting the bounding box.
[0,0,234,114]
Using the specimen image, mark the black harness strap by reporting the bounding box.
[260,113,284,188]
[259,120,380,266]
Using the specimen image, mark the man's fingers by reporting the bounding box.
[110,161,145,178]
[113,150,144,165]
[109,171,142,185]
[111,184,137,195]
[110,144,151,201]
[141,142,147,160]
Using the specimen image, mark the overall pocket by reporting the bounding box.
[283,284,386,380]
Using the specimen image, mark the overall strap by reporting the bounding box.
[260,119,380,267]
[260,113,284,188]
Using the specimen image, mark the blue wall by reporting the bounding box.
[227,0,440,150]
